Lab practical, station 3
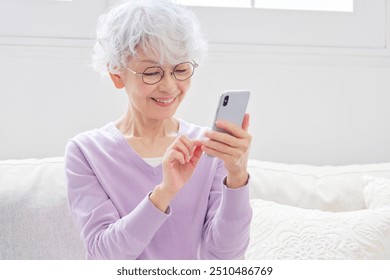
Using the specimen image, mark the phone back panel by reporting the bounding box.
[212,90,250,133]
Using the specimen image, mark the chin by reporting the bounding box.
[157,112,177,120]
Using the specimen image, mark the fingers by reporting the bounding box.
[169,149,186,165]
[165,119,252,168]
[166,136,204,165]
[242,113,250,132]
[201,139,238,157]
[201,134,251,162]
[191,140,204,159]
[201,115,252,170]
[203,125,251,151]
[204,130,240,149]
[214,114,251,139]
[170,136,193,163]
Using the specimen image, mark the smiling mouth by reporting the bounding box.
[151,97,176,104]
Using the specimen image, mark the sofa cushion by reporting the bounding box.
[0,157,85,259]
[364,177,390,209]
[248,160,390,211]
[246,178,390,260]
[3,157,390,260]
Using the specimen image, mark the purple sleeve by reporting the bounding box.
[65,141,170,259]
[200,160,253,259]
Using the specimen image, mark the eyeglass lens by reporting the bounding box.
[142,62,195,84]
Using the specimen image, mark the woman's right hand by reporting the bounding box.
[149,135,203,212]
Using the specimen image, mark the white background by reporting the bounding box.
[0,0,389,165]
[0,260,389,280]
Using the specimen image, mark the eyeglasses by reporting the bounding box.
[125,61,198,85]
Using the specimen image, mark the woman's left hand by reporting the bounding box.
[202,113,252,189]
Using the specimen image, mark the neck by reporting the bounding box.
[115,107,179,141]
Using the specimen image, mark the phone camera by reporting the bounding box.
[223,95,229,106]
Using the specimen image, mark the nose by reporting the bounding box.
[157,70,178,93]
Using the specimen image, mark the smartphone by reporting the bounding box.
[211,90,250,134]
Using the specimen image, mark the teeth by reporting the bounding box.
[153,98,175,103]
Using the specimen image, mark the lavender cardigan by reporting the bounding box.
[65,119,252,259]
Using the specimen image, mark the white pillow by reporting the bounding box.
[246,177,390,260]
[364,177,390,209]
[248,160,390,211]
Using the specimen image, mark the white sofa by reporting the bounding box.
[1,157,390,260]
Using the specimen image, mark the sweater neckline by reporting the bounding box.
[106,118,186,175]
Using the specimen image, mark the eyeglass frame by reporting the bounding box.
[124,61,198,85]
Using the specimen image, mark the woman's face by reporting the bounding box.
[116,49,192,121]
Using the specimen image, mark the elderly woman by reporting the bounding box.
[65,0,252,260]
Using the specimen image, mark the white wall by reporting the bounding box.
[179,47,390,165]
[0,0,389,165]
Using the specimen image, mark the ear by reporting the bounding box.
[109,72,125,89]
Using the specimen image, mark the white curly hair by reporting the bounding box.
[92,0,207,75]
